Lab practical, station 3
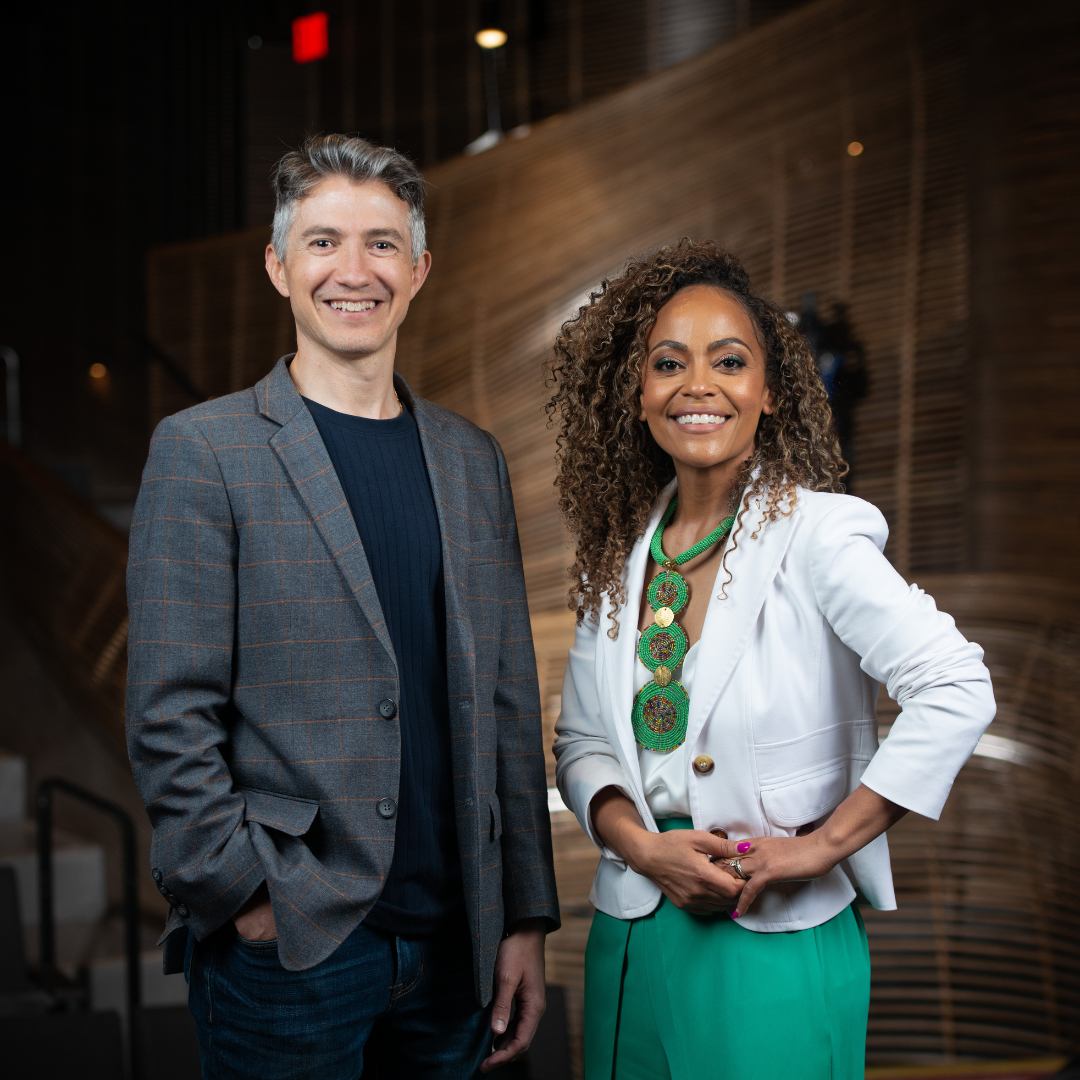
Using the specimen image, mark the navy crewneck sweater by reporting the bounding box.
[304,396,463,937]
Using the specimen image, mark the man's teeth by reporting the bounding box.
[675,414,726,425]
[329,300,376,312]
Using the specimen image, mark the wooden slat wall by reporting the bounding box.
[151,0,974,584]
[865,576,1080,1063]
[967,0,1080,578]
[144,0,1080,1069]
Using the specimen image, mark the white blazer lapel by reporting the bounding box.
[600,479,678,796]
[685,492,800,751]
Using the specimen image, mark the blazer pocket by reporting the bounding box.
[754,720,872,785]
[759,763,848,829]
[241,788,320,836]
[489,796,503,842]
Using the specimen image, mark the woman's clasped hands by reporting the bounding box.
[593,783,905,919]
[618,826,841,919]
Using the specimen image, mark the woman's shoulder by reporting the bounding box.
[791,488,889,549]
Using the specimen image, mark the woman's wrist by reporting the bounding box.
[801,828,843,877]
[612,818,658,875]
[590,786,656,871]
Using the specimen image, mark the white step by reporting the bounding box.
[0,819,107,925]
[90,948,190,1020]
[0,755,27,821]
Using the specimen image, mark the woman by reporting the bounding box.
[549,240,994,1080]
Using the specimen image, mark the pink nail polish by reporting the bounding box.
[730,910,741,919]
[737,842,751,853]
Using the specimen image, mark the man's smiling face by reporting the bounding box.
[266,176,430,362]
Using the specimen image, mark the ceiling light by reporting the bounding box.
[475,28,508,49]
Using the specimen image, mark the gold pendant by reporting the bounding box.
[654,665,673,687]
[653,607,674,628]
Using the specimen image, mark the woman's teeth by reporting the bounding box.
[329,300,376,312]
[675,414,726,425]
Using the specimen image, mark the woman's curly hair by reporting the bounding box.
[546,238,846,638]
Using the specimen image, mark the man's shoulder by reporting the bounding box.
[151,386,268,443]
[411,395,498,455]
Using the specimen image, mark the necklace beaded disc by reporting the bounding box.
[632,495,736,755]
[638,622,688,672]
[648,570,688,616]
[632,681,690,753]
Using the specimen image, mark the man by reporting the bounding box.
[126,134,559,1078]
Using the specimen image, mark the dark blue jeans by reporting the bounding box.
[185,920,492,1079]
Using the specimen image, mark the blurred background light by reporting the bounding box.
[847,140,864,156]
[293,12,329,64]
[88,364,107,380]
[475,28,508,49]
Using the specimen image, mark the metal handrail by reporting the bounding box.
[37,778,141,1076]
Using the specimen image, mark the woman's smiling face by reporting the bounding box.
[639,284,775,473]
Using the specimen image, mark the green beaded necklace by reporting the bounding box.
[631,496,734,753]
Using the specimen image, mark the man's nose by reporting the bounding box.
[335,246,376,288]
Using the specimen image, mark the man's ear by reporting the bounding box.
[409,250,432,299]
[265,243,291,298]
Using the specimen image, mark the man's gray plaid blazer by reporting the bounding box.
[126,357,559,1001]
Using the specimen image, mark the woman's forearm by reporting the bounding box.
[590,786,651,868]
[812,784,907,865]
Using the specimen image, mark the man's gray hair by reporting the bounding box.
[270,134,427,263]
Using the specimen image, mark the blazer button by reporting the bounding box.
[157,882,169,897]
[377,798,397,819]
[378,698,397,719]
[151,868,163,883]
[693,755,715,775]
[176,904,190,918]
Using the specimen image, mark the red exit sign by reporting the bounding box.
[293,12,329,63]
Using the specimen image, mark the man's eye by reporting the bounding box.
[373,241,393,251]
[313,239,332,248]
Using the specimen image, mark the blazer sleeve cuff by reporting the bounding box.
[559,759,637,866]
[154,823,266,944]
[858,764,953,822]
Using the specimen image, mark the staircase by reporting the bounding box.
[0,754,108,970]
[0,753,200,1079]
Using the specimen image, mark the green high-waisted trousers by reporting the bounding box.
[584,819,870,1080]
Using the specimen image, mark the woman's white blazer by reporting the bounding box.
[553,481,996,932]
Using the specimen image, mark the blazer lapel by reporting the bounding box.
[258,358,396,666]
[684,492,799,751]
[601,479,678,796]
[405,380,479,762]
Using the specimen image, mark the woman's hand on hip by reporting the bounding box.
[728,784,908,918]
[723,834,839,917]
